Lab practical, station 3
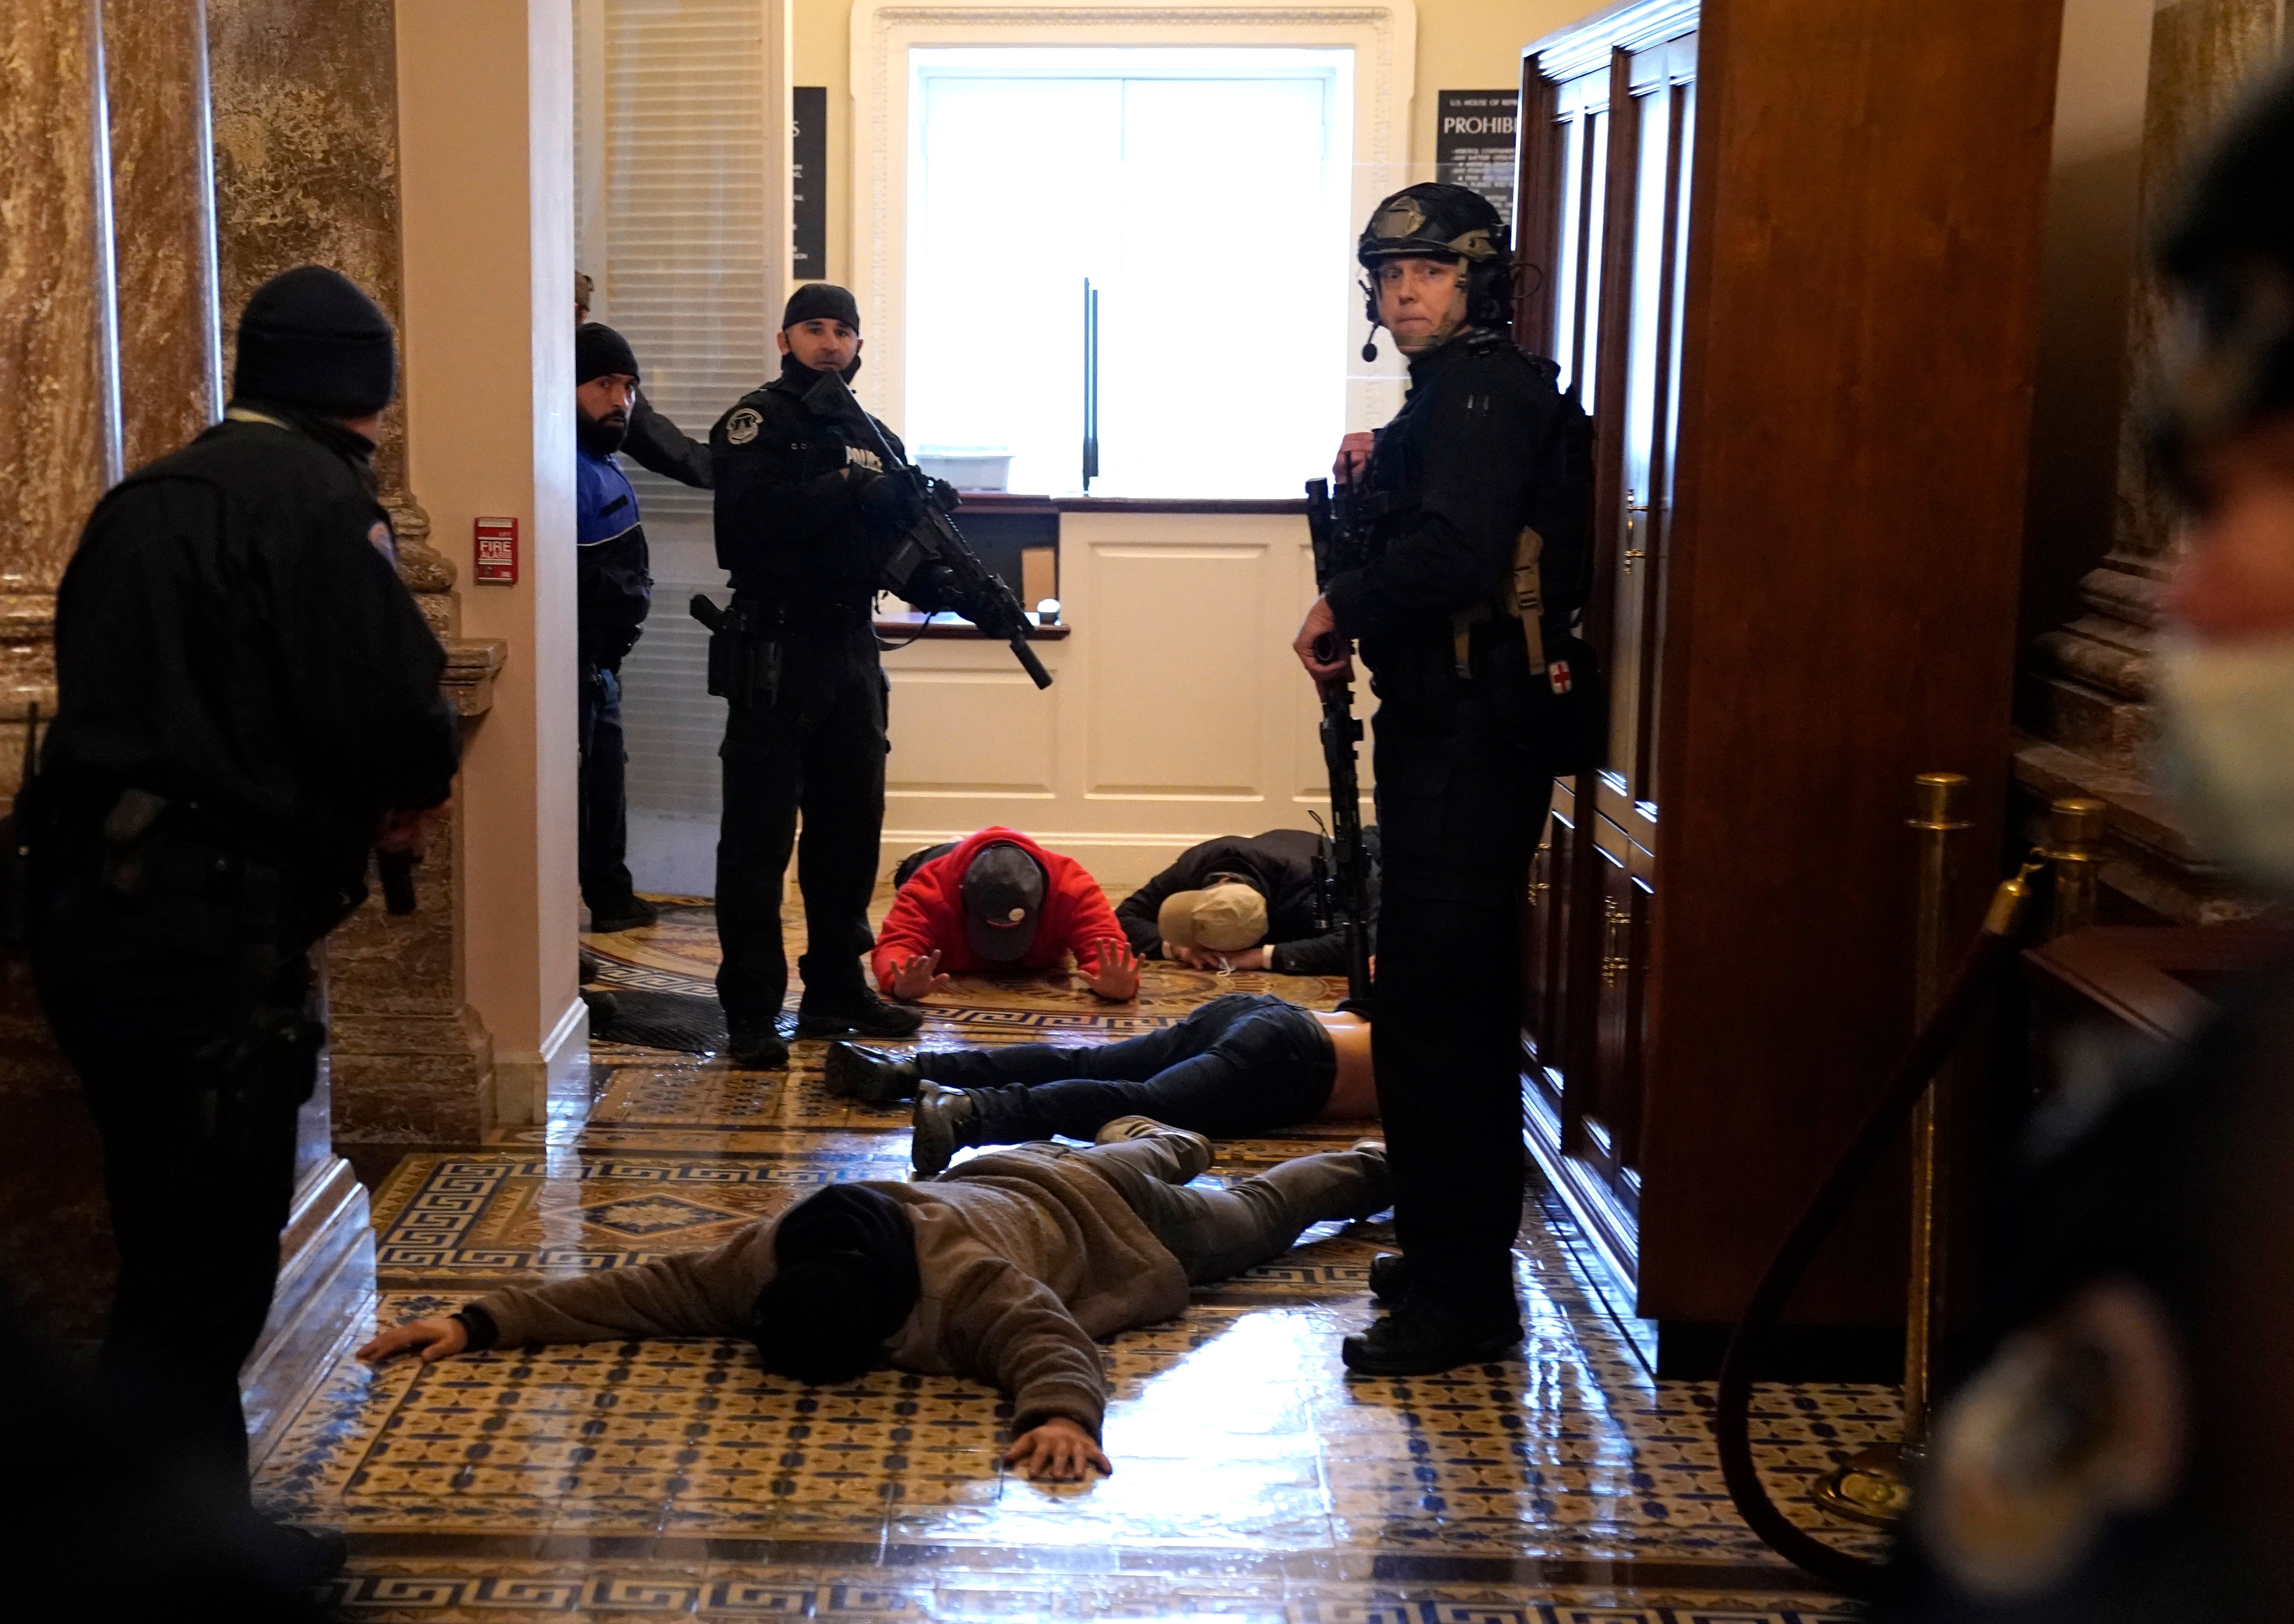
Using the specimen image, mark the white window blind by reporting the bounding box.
[575,0,776,526]
[574,0,786,857]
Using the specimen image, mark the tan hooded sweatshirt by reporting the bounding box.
[470,1143,1188,1438]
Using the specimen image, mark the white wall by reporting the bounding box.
[881,510,1369,886]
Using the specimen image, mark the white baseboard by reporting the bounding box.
[487,996,591,1129]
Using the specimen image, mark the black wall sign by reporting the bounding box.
[1435,89,1520,237]
[794,86,826,277]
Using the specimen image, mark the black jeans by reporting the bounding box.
[578,658,636,911]
[715,627,887,1032]
[1369,669,1552,1325]
[1072,1129,1389,1283]
[30,859,321,1517]
[919,992,1335,1143]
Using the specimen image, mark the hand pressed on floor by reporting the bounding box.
[888,949,954,1002]
[357,1315,468,1365]
[1083,938,1140,1002]
[1003,1416,1112,1482]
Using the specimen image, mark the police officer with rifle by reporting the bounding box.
[1295,184,1597,1376]
[704,284,1048,1069]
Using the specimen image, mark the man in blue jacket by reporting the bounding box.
[575,323,657,932]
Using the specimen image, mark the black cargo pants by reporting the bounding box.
[714,618,887,1036]
[1367,657,1552,1326]
[30,848,324,1515]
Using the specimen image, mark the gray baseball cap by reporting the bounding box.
[960,842,1045,963]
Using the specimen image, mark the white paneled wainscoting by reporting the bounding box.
[615,506,1368,896]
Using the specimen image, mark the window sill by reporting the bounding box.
[949,494,1308,516]
[876,610,1072,642]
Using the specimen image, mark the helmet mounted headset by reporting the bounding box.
[1356,182,1514,363]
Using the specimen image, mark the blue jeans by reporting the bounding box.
[1069,1131,1389,1284]
[918,993,1335,1144]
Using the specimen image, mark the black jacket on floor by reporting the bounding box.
[1116,828,1381,976]
[35,406,461,930]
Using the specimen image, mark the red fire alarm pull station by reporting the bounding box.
[474,517,519,584]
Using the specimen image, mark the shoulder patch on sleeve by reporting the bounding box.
[725,408,764,446]
[367,520,399,562]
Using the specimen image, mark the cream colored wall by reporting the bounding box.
[792,0,1601,290]
[881,510,1360,886]
[398,0,585,1125]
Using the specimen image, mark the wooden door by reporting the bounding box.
[1518,24,1698,1282]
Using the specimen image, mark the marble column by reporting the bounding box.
[0,0,125,1355]
[2016,0,2288,921]
[102,0,224,468]
[207,0,504,1175]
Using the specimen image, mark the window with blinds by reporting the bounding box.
[574,0,785,867]
[575,0,777,527]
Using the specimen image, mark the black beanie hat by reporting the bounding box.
[782,283,861,333]
[576,322,640,386]
[750,1185,920,1385]
[233,266,396,418]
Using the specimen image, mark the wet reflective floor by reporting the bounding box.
[259,899,1881,1619]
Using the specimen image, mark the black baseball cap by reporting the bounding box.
[960,842,1045,963]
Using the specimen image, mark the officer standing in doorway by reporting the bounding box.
[573,322,658,932]
[27,266,460,1580]
[1295,184,1587,1375]
[707,284,942,1067]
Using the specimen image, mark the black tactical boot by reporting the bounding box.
[824,1041,922,1105]
[1367,1252,1410,1306]
[1341,1300,1522,1377]
[588,896,659,933]
[794,986,925,1040]
[727,1027,790,1071]
[911,1081,981,1176]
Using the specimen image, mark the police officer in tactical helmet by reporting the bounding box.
[1295,183,1588,1375]
[28,265,460,1586]
[708,285,956,1068]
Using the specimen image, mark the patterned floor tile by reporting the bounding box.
[268,897,1893,1617]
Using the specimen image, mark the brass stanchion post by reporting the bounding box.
[1813,772,1969,1527]
[2041,797,2104,940]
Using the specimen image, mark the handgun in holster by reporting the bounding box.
[693,593,783,710]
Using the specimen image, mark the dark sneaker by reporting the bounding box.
[824,1041,922,1104]
[726,1028,790,1071]
[580,987,621,1024]
[912,1081,978,1176]
[794,988,925,1040]
[588,896,660,933]
[1341,1301,1522,1377]
[242,1518,348,1588]
[1367,1252,1410,1306]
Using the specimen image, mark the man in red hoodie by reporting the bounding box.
[873,827,1140,1003]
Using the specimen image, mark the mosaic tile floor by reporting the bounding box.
[260,896,1882,1620]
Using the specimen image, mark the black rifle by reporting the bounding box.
[1302,477,1374,1006]
[800,369,1053,690]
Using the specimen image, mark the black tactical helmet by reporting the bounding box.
[1357,182,1505,267]
[1356,183,1513,356]
[2156,61,2294,474]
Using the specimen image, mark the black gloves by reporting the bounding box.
[857,470,925,536]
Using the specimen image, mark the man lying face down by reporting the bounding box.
[823,993,1375,1177]
[359,1120,1388,1480]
